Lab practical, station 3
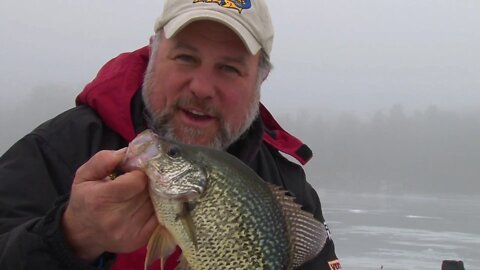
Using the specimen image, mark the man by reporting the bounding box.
[0,0,340,269]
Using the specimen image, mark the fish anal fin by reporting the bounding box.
[267,183,329,268]
[145,225,178,270]
[175,254,191,270]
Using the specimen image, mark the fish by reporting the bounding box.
[120,129,328,270]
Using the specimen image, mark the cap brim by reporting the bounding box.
[161,10,261,55]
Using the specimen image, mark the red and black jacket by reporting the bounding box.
[0,46,337,270]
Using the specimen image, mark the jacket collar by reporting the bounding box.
[76,46,312,164]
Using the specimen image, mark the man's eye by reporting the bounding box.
[175,54,195,63]
[220,65,241,75]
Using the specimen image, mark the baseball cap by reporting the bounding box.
[154,0,274,56]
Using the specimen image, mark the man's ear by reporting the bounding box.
[262,70,270,82]
[148,36,155,56]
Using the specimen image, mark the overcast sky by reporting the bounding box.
[1,0,479,126]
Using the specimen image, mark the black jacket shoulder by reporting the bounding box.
[0,105,126,270]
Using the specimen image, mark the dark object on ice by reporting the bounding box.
[442,260,465,270]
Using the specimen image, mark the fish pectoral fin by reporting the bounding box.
[175,202,197,248]
[145,225,177,270]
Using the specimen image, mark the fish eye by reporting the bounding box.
[166,146,181,159]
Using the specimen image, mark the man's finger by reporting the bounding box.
[75,148,126,183]
[98,170,149,201]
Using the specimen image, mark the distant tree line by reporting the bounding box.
[2,84,479,195]
[279,105,480,195]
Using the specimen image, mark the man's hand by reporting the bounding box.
[62,149,158,262]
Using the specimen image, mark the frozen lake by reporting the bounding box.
[316,189,480,270]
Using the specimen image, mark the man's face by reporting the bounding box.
[143,20,261,149]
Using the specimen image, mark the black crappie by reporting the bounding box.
[120,129,328,270]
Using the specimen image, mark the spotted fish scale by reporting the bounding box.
[120,130,328,270]
[148,150,290,269]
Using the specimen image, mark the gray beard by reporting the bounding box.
[144,96,260,150]
[147,102,227,150]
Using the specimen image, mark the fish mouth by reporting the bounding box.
[119,130,159,172]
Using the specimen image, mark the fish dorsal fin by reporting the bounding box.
[268,184,328,268]
[145,225,178,270]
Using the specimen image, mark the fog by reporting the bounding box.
[2,0,478,192]
[280,105,480,194]
[1,1,480,268]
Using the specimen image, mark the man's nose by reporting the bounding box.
[189,67,216,99]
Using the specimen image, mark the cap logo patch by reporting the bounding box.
[193,0,251,13]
